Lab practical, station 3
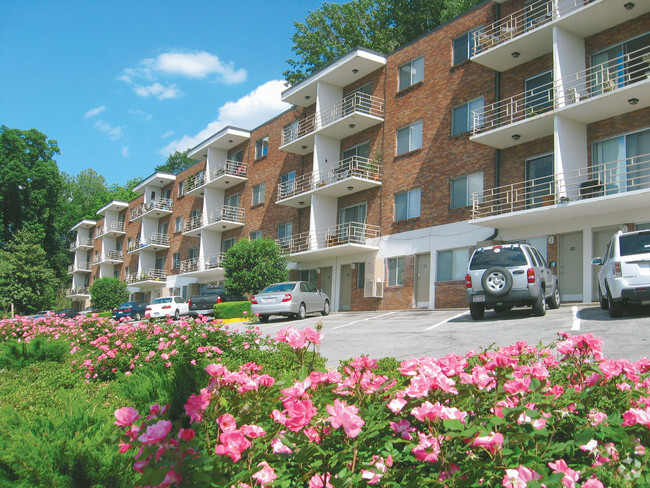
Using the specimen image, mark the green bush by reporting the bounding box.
[0,337,68,370]
[88,277,128,312]
[213,300,251,319]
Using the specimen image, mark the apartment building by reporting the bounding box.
[68,0,650,312]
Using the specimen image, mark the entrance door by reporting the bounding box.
[415,253,430,308]
[339,265,352,311]
[320,267,333,307]
[592,227,618,301]
[559,232,583,301]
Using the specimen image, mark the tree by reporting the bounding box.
[284,0,484,85]
[222,239,289,296]
[0,230,58,315]
[89,277,129,312]
[155,150,194,174]
[108,177,141,203]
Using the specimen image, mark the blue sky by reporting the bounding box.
[1,0,333,185]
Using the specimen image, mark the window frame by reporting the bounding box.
[452,96,485,136]
[394,188,421,221]
[277,222,293,240]
[436,248,470,282]
[175,216,183,233]
[396,120,423,156]
[453,26,483,65]
[450,171,484,209]
[398,56,424,91]
[249,230,263,240]
[387,257,406,287]
[255,136,269,159]
[172,252,181,269]
[222,237,236,253]
[252,182,266,206]
[178,180,185,197]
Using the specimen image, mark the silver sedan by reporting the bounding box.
[251,281,330,322]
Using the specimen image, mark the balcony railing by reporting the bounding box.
[186,171,206,193]
[180,252,226,274]
[97,221,126,237]
[276,221,381,254]
[126,269,167,284]
[69,237,94,251]
[92,250,124,264]
[130,197,173,220]
[277,156,382,200]
[471,152,650,219]
[127,233,170,252]
[66,287,89,296]
[68,261,91,273]
[473,46,650,135]
[184,206,246,233]
[281,92,385,145]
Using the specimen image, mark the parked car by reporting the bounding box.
[188,285,248,317]
[78,306,100,316]
[56,308,79,318]
[591,229,650,318]
[25,310,55,319]
[112,301,148,321]
[146,296,190,320]
[465,242,561,320]
[251,281,330,322]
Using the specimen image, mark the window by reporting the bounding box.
[172,252,180,269]
[188,248,198,261]
[159,222,168,235]
[279,171,296,197]
[525,154,554,207]
[252,183,266,206]
[525,71,553,115]
[394,188,421,221]
[356,262,365,290]
[222,238,235,253]
[155,256,165,270]
[277,222,293,241]
[396,120,423,156]
[451,172,483,209]
[398,57,424,91]
[591,33,650,95]
[436,248,470,282]
[452,97,484,136]
[175,216,183,233]
[178,180,186,197]
[229,149,244,162]
[299,269,318,288]
[255,136,269,159]
[387,257,405,286]
[250,230,263,240]
[162,188,172,200]
[344,83,372,115]
[593,128,650,193]
[225,193,240,208]
[342,141,370,160]
[453,27,482,64]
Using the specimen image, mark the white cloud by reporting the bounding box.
[161,130,174,139]
[121,146,131,157]
[155,51,246,84]
[160,80,290,156]
[129,109,152,121]
[134,83,181,100]
[94,120,124,140]
[84,105,106,118]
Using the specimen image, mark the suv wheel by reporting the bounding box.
[598,286,608,310]
[548,286,561,309]
[532,289,546,316]
[469,303,485,320]
[481,267,513,297]
[607,288,623,318]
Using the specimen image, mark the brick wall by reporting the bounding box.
[435,280,467,308]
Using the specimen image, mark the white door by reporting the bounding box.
[559,232,583,301]
[339,265,352,311]
[415,253,430,308]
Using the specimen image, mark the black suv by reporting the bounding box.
[465,242,561,320]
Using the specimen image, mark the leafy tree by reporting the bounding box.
[89,277,129,311]
[0,229,58,315]
[284,0,484,85]
[108,176,141,203]
[155,150,193,174]
[222,239,289,296]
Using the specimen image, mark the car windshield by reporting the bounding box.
[261,283,295,293]
[152,298,172,304]
[619,232,650,257]
[118,302,135,308]
[469,247,528,269]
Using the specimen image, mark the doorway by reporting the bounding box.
[320,267,333,307]
[415,253,430,308]
[339,265,352,311]
[559,232,583,301]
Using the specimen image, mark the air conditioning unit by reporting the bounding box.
[364,256,384,298]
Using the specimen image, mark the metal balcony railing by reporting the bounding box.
[67,287,89,296]
[92,250,124,264]
[473,45,650,135]
[130,197,173,220]
[281,92,385,145]
[277,156,382,200]
[180,252,226,273]
[472,0,590,56]
[70,237,94,250]
[276,221,381,254]
[128,233,170,252]
[471,152,650,219]
[126,269,167,284]
[68,261,91,273]
[184,205,246,233]
[97,221,126,237]
[186,171,205,193]
[186,161,248,193]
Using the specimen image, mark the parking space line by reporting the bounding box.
[425,311,468,331]
[332,311,398,329]
[571,306,580,331]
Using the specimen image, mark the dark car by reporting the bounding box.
[188,285,248,317]
[56,308,79,318]
[112,301,148,321]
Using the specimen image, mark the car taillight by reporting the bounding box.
[282,293,292,302]
[217,296,222,303]
[465,274,472,288]
[145,307,151,311]
[162,305,171,309]
[188,298,193,306]
[613,261,622,277]
[124,308,132,312]
[251,296,258,304]
[527,268,536,283]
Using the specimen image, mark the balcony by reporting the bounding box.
[66,287,90,298]
[182,206,246,237]
[277,156,382,208]
[471,47,650,148]
[471,0,649,72]
[126,269,167,289]
[280,92,385,155]
[276,221,380,263]
[70,237,94,251]
[470,151,650,229]
[96,221,126,238]
[185,161,248,197]
[67,261,91,274]
[92,250,124,265]
[130,197,173,222]
[179,253,226,279]
[127,233,170,254]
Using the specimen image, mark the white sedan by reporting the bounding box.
[146,296,189,320]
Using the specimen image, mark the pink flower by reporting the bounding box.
[622,406,650,426]
[389,419,416,440]
[283,398,318,432]
[304,327,323,344]
[114,407,140,427]
[582,478,604,488]
[502,466,542,488]
[252,461,276,487]
[178,428,195,441]
[218,413,238,432]
[387,397,407,413]
[412,432,441,462]
[184,389,211,424]
[326,399,365,438]
[137,420,172,445]
[548,459,580,488]
[215,430,251,463]
[588,409,608,426]
[271,437,293,454]
[308,473,334,488]
[241,424,266,438]
[472,432,504,454]
[286,328,307,349]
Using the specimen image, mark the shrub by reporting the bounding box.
[222,238,289,296]
[89,277,128,312]
[213,301,251,319]
[0,337,68,369]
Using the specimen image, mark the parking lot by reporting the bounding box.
[255,304,650,368]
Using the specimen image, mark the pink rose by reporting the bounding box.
[137,420,172,445]
[114,407,140,427]
[326,399,365,438]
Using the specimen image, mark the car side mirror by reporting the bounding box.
[549,261,556,268]
[591,257,603,266]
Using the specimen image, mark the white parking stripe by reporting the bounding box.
[425,311,468,330]
[332,311,398,329]
[571,306,580,331]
